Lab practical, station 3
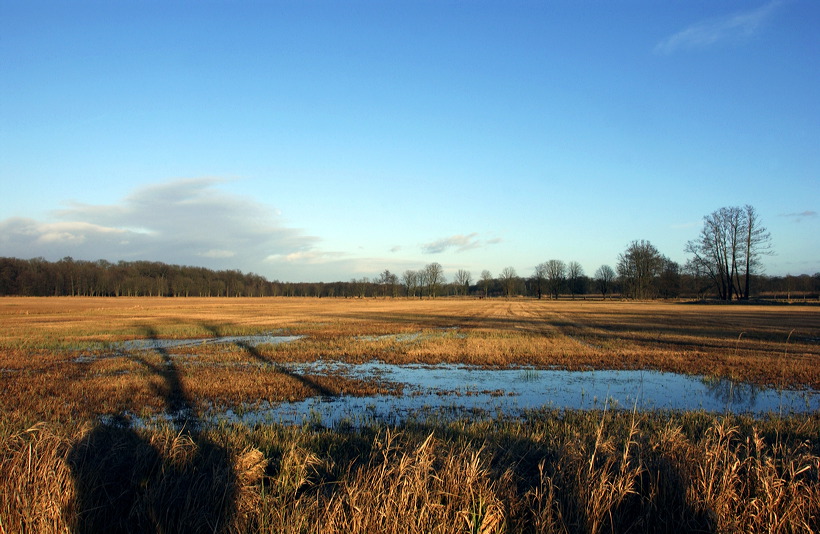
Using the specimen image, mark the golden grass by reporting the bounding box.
[1,297,818,428]
[1,297,818,532]
[2,413,818,533]
[0,422,266,533]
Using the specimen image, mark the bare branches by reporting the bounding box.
[686,205,772,300]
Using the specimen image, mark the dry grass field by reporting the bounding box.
[1,297,818,533]
[1,297,818,426]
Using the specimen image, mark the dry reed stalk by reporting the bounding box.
[570,407,643,534]
[0,421,267,534]
[523,460,570,534]
[1,413,818,533]
[676,418,820,533]
[0,423,75,534]
[318,431,507,534]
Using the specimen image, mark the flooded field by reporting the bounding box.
[84,331,818,429]
[230,361,819,427]
[116,333,303,352]
[37,324,820,430]
[1,297,818,429]
[2,298,819,533]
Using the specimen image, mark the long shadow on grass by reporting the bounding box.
[66,325,240,533]
[201,322,335,398]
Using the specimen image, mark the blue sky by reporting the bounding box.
[1,0,818,283]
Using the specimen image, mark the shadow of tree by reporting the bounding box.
[201,321,335,398]
[66,325,242,533]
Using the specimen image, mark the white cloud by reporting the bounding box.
[0,178,472,282]
[780,210,818,223]
[0,178,319,272]
[0,217,134,251]
[266,250,346,264]
[421,233,498,254]
[655,1,782,54]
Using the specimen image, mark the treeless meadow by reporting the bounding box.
[1,297,818,532]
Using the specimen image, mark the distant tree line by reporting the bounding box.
[1,206,816,301]
[0,258,277,297]
[1,255,816,301]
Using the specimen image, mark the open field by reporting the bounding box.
[1,297,818,426]
[1,297,819,532]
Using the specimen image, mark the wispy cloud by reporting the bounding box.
[655,1,782,54]
[421,233,499,254]
[780,210,818,223]
[0,178,319,271]
[265,250,346,264]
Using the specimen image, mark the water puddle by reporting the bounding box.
[117,334,303,351]
[214,362,820,428]
[73,334,303,362]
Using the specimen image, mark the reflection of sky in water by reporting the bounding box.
[88,335,818,429]
[220,362,820,428]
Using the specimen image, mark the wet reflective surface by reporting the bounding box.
[72,334,304,363]
[117,334,304,351]
[217,361,820,427]
[81,334,819,428]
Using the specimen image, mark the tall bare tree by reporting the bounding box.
[567,261,584,299]
[454,269,472,296]
[479,270,493,298]
[499,266,518,297]
[594,265,615,299]
[377,269,399,297]
[544,259,566,299]
[533,262,548,299]
[742,205,772,299]
[617,240,663,300]
[402,269,420,298]
[423,262,445,298]
[685,205,771,300]
[658,258,681,299]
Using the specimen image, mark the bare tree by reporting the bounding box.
[567,261,584,299]
[685,205,772,300]
[454,269,472,296]
[402,269,419,298]
[594,265,615,299]
[742,205,772,299]
[658,258,681,299]
[351,277,370,298]
[533,262,548,299]
[479,270,493,298]
[377,269,399,297]
[499,266,518,297]
[423,262,445,298]
[544,259,566,299]
[617,240,663,300]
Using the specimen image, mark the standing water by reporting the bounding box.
[221,361,819,427]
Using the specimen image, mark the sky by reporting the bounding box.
[1,0,818,283]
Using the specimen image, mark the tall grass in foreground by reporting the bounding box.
[2,412,818,533]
